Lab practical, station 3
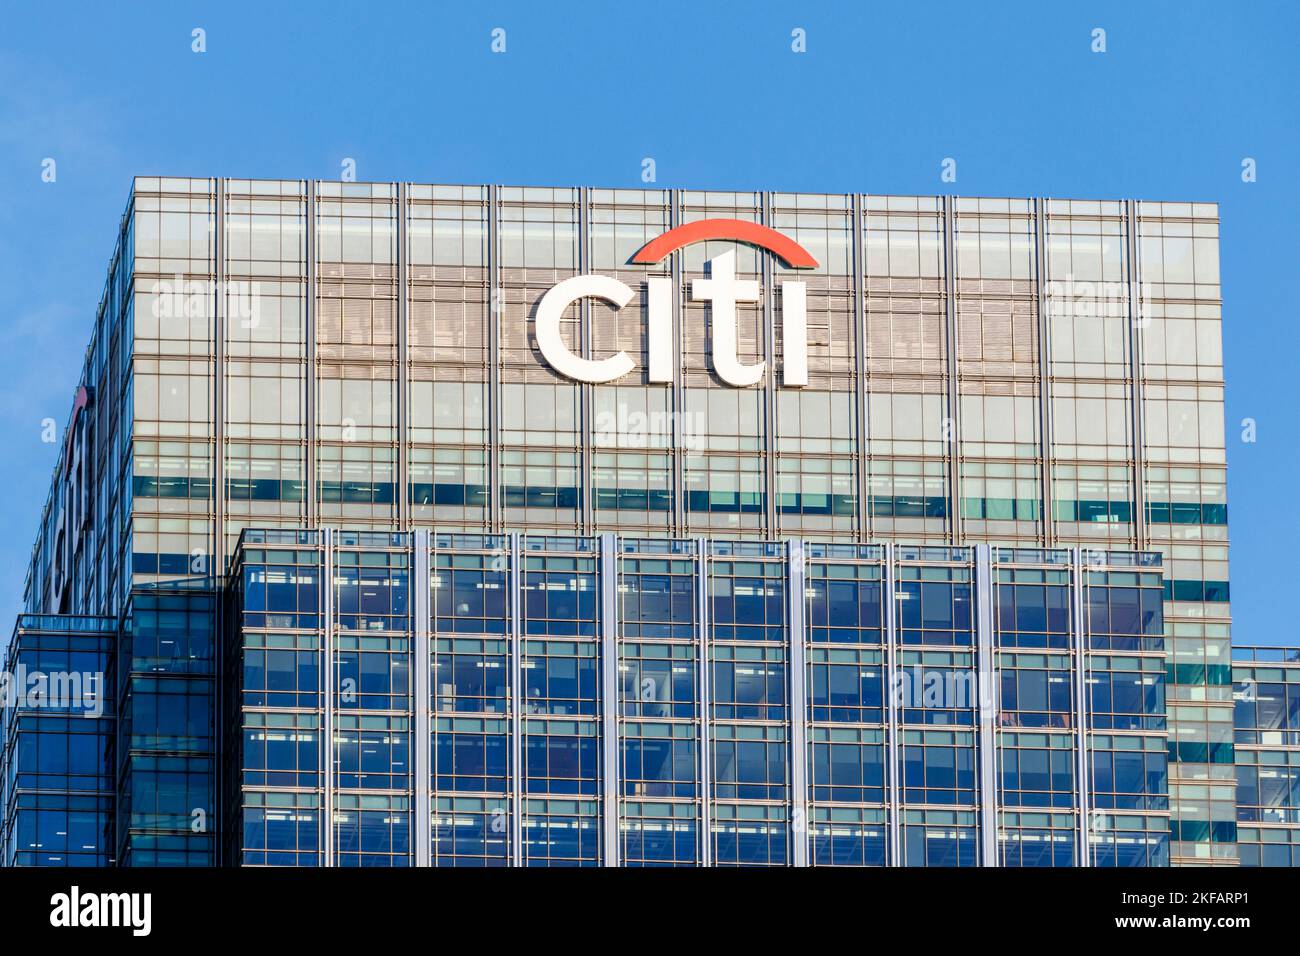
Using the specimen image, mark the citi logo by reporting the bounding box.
[534,219,816,387]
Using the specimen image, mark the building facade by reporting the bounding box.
[1232,646,1300,865]
[1,178,1236,865]
[225,532,1167,867]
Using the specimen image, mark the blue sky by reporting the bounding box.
[0,0,1295,640]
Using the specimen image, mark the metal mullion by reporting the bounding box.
[412,528,431,866]
[599,532,619,864]
[762,191,778,537]
[787,539,809,867]
[508,532,523,865]
[214,177,226,573]
[942,195,962,544]
[671,190,686,536]
[211,176,227,862]
[1034,197,1055,547]
[397,183,410,530]
[1126,200,1148,550]
[975,544,998,866]
[579,188,594,535]
[852,193,871,542]
[696,537,712,865]
[1071,546,1092,866]
[306,180,319,530]
[884,543,901,864]
[321,528,336,866]
[488,186,502,534]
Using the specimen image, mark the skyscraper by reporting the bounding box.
[1,179,1235,866]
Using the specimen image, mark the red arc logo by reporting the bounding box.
[630,218,819,269]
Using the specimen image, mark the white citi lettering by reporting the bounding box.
[533,250,808,387]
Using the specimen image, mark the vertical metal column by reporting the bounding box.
[396,183,410,530]
[321,527,336,866]
[1070,546,1093,866]
[852,193,871,543]
[670,190,686,537]
[974,543,999,867]
[213,177,227,574]
[305,181,319,530]
[599,532,620,865]
[488,186,503,535]
[695,537,712,866]
[210,177,227,858]
[411,528,431,866]
[211,181,228,861]
[1034,197,1055,548]
[579,189,594,536]
[942,195,963,544]
[1125,200,1148,551]
[761,191,778,538]
[787,539,809,867]
[883,543,901,865]
[508,532,523,866]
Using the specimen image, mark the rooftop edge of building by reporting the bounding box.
[125,175,1224,213]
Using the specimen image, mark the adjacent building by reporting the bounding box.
[1232,645,1300,865]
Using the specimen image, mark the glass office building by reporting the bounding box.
[224,532,1167,867]
[1232,646,1300,866]
[0,178,1237,865]
[0,614,115,866]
